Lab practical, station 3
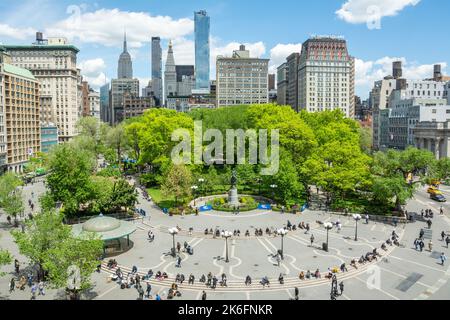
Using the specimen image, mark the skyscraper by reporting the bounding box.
[298,36,355,118]
[151,37,162,106]
[118,33,133,79]
[164,41,177,104]
[194,10,210,90]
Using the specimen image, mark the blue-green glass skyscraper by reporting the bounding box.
[194,10,210,90]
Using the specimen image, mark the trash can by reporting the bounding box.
[322,243,328,251]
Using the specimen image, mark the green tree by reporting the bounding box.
[161,164,192,207]
[109,179,138,213]
[46,144,95,217]
[43,233,103,300]
[105,124,128,168]
[372,147,435,211]
[12,211,102,298]
[0,246,12,277]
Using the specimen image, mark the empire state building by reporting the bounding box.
[118,32,133,79]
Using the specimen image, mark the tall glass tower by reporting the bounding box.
[151,37,162,106]
[194,10,210,91]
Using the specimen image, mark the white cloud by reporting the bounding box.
[355,56,448,97]
[0,24,35,40]
[336,0,420,24]
[79,58,106,76]
[45,8,194,48]
[268,43,302,74]
[79,58,108,89]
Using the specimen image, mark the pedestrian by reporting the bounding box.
[420,241,424,252]
[440,206,444,215]
[294,287,299,300]
[428,241,433,252]
[365,214,369,224]
[305,223,310,235]
[339,282,344,295]
[27,272,33,287]
[14,259,19,274]
[442,231,446,242]
[38,281,45,296]
[310,234,315,247]
[201,291,207,300]
[177,242,181,254]
[427,220,432,229]
[9,278,15,293]
[146,283,152,298]
[176,256,182,268]
[446,236,450,249]
[6,215,11,225]
[421,209,424,218]
[137,285,144,300]
[440,253,447,266]
[155,293,161,301]
[31,283,37,300]
[276,254,281,267]
[419,229,425,239]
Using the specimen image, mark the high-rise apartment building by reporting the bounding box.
[277,63,288,105]
[298,37,355,118]
[0,47,6,171]
[194,10,210,91]
[286,53,300,112]
[216,45,269,107]
[4,33,80,142]
[151,37,162,106]
[100,83,110,123]
[0,50,40,173]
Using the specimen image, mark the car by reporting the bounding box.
[431,194,447,202]
[428,187,443,195]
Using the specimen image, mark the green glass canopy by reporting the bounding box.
[72,214,137,241]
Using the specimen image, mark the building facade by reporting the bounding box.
[151,37,162,106]
[88,89,100,119]
[41,123,58,153]
[164,41,177,105]
[1,60,40,172]
[194,10,210,91]
[216,45,269,107]
[414,121,450,159]
[118,33,133,79]
[116,95,155,122]
[100,83,110,123]
[277,63,288,105]
[4,33,80,142]
[110,78,139,124]
[0,48,6,171]
[298,37,355,118]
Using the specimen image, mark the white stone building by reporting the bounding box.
[4,34,80,142]
[297,37,355,118]
[216,45,269,107]
[88,90,100,120]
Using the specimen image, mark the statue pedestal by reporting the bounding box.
[228,187,239,207]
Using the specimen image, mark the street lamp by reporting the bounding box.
[191,185,198,206]
[270,184,278,203]
[353,214,362,241]
[221,231,232,263]
[277,228,288,260]
[168,227,178,257]
[198,178,205,197]
[323,222,333,252]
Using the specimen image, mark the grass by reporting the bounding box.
[147,188,177,209]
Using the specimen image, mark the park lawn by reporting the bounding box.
[147,188,176,209]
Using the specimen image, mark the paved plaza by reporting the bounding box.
[1,180,450,300]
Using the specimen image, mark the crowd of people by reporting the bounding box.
[8,259,45,300]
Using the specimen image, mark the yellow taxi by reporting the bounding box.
[427,186,443,195]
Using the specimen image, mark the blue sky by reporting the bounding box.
[0,0,449,98]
